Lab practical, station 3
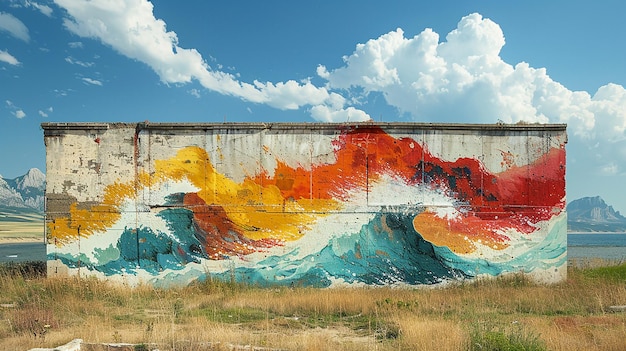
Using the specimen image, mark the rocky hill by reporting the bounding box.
[567,196,626,232]
[0,168,45,212]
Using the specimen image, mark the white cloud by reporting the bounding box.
[26,1,53,17]
[81,77,102,86]
[310,104,371,122]
[251,79,330,109]
[54,0,367,121]
[54,89,69,96]
[38,107,52,117]
[319,13,625,138]
[601,162,618,176]
[188,88,200,98]
[0,12,29,42]
[68,41,83,49]
[316,12,626,175]
[0,50,20,65]
[5,100,26,118]
[14,109,26,118]
[590,83,626,141]
[65,56,94,67]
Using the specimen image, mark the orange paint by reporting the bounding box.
[412,210,511,254]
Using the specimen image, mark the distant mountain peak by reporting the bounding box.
[0,168,46,212]
[567,196,626,232]
[27,167,44,176]
[16,167,46,190]
[571,195,606,207]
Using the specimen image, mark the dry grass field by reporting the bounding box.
[0,260,624,351]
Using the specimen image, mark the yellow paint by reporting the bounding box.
[154,146,341,241]
[47,181,135,243]
[49,146,341,244]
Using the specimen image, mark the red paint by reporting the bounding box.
[256,125,564,209]
[253,125,565,245]
[183,193,280,260]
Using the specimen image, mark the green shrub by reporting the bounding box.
[580,262,626,282]
[469,323,546,351]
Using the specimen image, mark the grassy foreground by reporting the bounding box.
[0,261,624,351]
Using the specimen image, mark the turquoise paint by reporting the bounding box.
[47,210,565,286]
[205,211,468,287]
[434,215,567,276]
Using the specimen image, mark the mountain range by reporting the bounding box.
[0,168,46,212]
[1,169,625,233]
[0,169,46,241]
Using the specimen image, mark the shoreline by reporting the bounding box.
[0,237,45,244]
[567,232,626,234]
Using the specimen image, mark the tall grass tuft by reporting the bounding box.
[469,320,546,351]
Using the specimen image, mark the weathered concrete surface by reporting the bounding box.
[42,122,567,287]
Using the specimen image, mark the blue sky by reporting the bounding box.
[1,0,625,213]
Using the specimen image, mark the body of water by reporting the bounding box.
[1,234,624,264]
[0,242,46,263]
[567,233,626,262]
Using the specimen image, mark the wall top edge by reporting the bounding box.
[41,121,567,132]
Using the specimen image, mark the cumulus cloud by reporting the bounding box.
[319,13,626,142]
[310,105,371,123]
[316,12,626,179]
[590,83,626,140]
[0,49,20,65]
[14,109,26,118]
[329,13,626,182]
[53,0,368,121]
[0,12,29,42]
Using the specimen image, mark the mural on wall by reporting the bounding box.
[44,123,567,287]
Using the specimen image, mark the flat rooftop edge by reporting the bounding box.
[41,121,567,132]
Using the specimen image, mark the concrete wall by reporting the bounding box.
[42,122,567,287]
